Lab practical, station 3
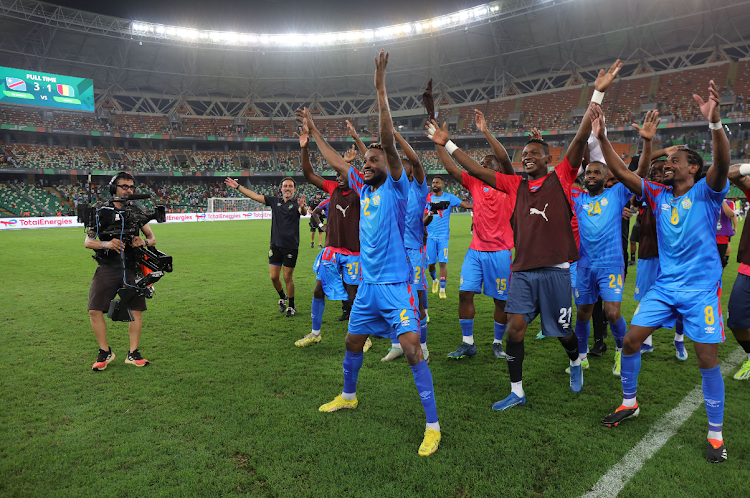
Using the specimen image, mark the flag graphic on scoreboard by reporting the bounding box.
[5,77,26,92]
[57,84,75,97]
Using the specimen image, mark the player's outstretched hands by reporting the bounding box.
[297,194,306,208]
[474,109,488,133]
[693,80,721,123]
[594,59,622,92]
[528,127,542,141]
[346,120,358,138]
[295,107,316,131]
[343,144,357,163]
[663,145,682,157]
[425,119,449,146]
[295,124,310,148]
[590,104,606,140]
[374,49,389,90]
[633,110,660,141]
[225,177,239,189]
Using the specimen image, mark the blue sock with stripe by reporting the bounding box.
[420,320,427,345]
[311,297,325,332]
[574,320,590,357]
[460,318,474,345]
[700,365,724,442]
[621,351,641,407]
[342,350,363,398]
[439,277,446,291]
[611,316,627,349]
[411,360,439,426]
[429,269,436,281]
[494,322,506,343]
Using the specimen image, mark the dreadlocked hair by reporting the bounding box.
[526,138,550,156]
[680,147,705,181]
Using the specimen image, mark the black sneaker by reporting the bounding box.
[92,348,115,371]
[285,306,297,318]
[124,349,150,367]
[278,298,287,313]
[628,260,636,266]
[310,242,314,248]
[706,441,728,463]
[338,309,351,321]
[590,340,608,357]
[602,404,639,427]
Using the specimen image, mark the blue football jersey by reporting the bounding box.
[425,192,462,239]
[405,177,430,250]
[349,167,410,284]
[571,182,632,267]
[317,198,330,217]
[641,177,729,291]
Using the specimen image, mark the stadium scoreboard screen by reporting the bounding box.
[0,66,94,112]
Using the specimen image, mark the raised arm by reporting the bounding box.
[695,80,730,191]
[474,109,514,175]
[296,107,351,178]
[728,164,750,192]
[394,131,425,184]
[296,124,324,190]
[590,104,643,196]
[460,201,473,210]
[346,120,368,156]
[374,49,402,180]
[225,177,265,203]
[435,145,465,183]
[566,59,622,168]
[632,110,661,178]
[426,119,498,188]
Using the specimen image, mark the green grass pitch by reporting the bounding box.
[1,215,748,497]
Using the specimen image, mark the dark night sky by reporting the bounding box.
[48,0,480,32]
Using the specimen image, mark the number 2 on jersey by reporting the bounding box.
[363,197,371,216]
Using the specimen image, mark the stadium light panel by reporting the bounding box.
[128,1,518,49]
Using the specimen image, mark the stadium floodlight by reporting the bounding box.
[127,0,565,49]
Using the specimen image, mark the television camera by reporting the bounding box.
[429,200,451,213]
[78,193,173,322]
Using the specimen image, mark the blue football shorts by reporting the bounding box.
[570,261,578,290]
[727,272,750,330]
[505,267,573,337]
[313,250,360,301]
[407,246,428,292]
[574,266,625,305]
[632,283,725,344]
[348,281,420,338]
[459,248,512,300]
[634,256,659,302]
[427,238,449,264]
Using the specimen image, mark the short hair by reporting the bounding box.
[525,138,550,156]
[433,175,445,184]
[280,177,296,188]
[484,154,500,163]
[368,142,384,150]
[587,160,608,172]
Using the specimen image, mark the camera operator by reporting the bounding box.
[84,172,155,371]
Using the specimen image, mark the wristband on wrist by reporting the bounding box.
[318,223,324,229]
[444,140,459,155]
[739,164,750,176]
[144,240,149,247]
[591,90,605,105]
[708,121,722,130]
[102,241,108,250]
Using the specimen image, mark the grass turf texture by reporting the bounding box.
[1,214,748,497]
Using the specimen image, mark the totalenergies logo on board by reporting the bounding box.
[0,219,18,227]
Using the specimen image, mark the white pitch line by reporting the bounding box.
[581,347,746,498]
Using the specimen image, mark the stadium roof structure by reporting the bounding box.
[1,0,750,118]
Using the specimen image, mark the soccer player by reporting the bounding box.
[302,50,440,457]
[294,124,361,347]
[593,79,731,463]
[569,111,662,377]
[432,108,515,360]
[716,199,736,268]
[426,60,622,410]
[726,163,750,380]
[382,131,431,362]
[424,176,473,298]
[225,177,307,317]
